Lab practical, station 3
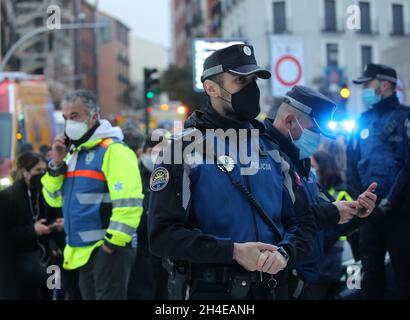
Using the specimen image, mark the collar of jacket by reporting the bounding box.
[372,93,400,115]
[71,121,100,148]
[71,119,124,152]
[186,103,250,131]
[264,119,311,178]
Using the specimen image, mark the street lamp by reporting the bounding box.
[0,22,107,72]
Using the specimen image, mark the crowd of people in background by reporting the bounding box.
[1,59,409,301]
[0,123,367,300]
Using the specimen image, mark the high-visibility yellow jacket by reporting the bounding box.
[42,120,143,270]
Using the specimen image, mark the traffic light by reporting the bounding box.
[144,68,159,135]
[340,86,351,100]
[338,84,350,111]
[144,68,159,101]
[177,106,188,115]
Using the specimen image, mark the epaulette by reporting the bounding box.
[171,127,205,142]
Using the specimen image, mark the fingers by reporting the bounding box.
[358,197,374,211]
[343,201,359,209]
[257,251,270,270]
[362,192,377,202]
[262,252,276,273]
[344,205,358,216]
[37,219,47,224]
[268,253,286,275]
[256,243,278,252]
[54,140,66,150]
[256,251,287,275]
[55,135,66,145]
[366,182,378,193]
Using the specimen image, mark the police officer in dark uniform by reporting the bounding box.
[148,44,316,300]
[347,63,410,299]
[263,86,378,299]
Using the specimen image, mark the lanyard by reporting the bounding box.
[27,188,40,222]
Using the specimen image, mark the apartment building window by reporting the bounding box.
[361,45,373,70]
[326,43,339,67]
[359,2,371,33]
[273,1,286,34]
[324,0,337,31]
[99,16,112,43]
[392,4,405,35]
[117,24,128,46]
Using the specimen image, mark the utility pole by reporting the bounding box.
[74,0,82,89]
[0,22,107,72]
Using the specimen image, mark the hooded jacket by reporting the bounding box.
[42,120,144,270]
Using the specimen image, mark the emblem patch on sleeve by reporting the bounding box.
[150,167,170,192]
[217,155,235,173]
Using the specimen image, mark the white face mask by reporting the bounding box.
[65,118,90,141]
[140,153,158,173]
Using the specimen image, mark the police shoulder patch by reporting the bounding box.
[171,128,198,141]
[360,128,370,140]
[150,167,170,192]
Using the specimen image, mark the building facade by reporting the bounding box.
[97,11,131,119]
[10,0,76,104]
[129,35,170,106]
[172,0,222,66]
[382,40,410,105]
[1,0,16,69]
[221,0,410,115]
[75,0,98,93]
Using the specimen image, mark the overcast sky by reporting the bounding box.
[97,0,171,48]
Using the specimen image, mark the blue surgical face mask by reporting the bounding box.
[362,88,381,105]
[290,118,322,160]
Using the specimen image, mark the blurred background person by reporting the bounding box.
[39,145,53,162]
[1,152,64,299]
[319,138,347,182]
[348,63,410,299]
[310,150,356,299]
[312,150,352,202]
[17,142,34,156]
[125,129,169,300]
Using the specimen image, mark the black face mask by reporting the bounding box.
[219,80,261,121]
[29,173,44,190]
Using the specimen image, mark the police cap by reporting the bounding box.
[201,44,271,82]
[284,85,337,139]
[353,63,398,85]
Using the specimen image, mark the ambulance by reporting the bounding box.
[0,72,56,188]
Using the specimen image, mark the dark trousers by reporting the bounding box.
[189,270,288,301]
[151,256,169,300]
[79,246,136,300]
[127,245,155,300]
[189,281,282,300]
[127,245,169,300]
[360,215,410,300]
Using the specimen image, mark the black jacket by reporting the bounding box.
[148,106,317,266]
[0,180,63,257]
[263,121,369,240]
[263,122,340,229]
[136,162,151,250]
[0,190,13,298]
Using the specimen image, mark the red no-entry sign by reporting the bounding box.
[274,54,303,87]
